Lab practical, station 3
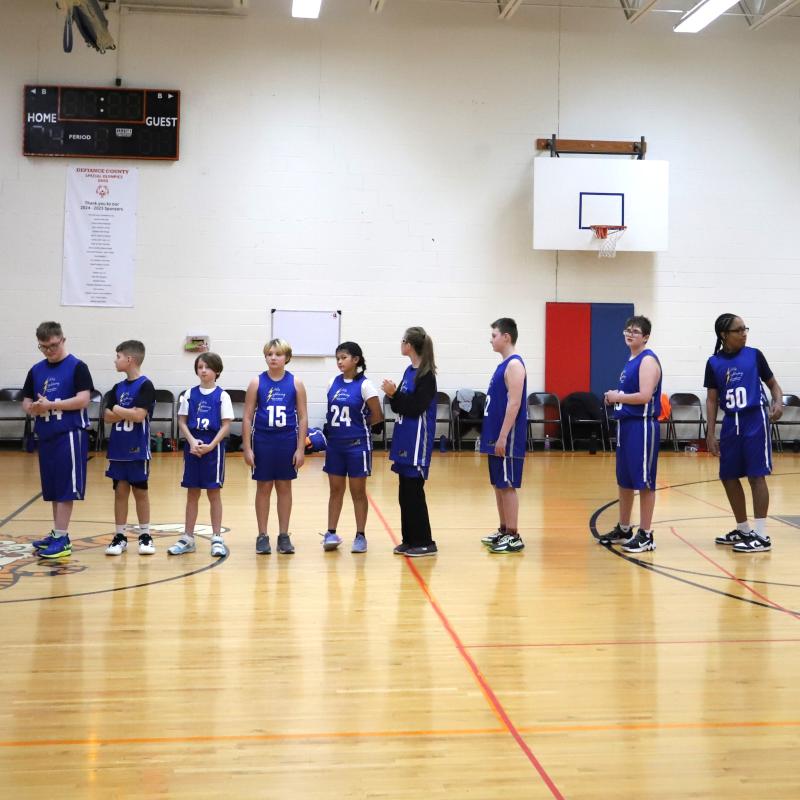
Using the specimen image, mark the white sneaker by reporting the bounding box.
[138,533,156,555]
[210,536,228,557]
[106,533,128,556]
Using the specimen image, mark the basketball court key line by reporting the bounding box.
[367,493,566,800]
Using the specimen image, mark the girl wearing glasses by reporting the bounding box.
[704,314,783,553]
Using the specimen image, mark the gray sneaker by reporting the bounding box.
[256,534,271,555]
[210,535,228,558]
[351,533,367,553]
[277,533,295,555]
[393,542,411,555]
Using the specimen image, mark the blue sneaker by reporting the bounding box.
[322,531,342,551]
[351,533,367,553]
[38,534,72,559]
[32,531,56,550]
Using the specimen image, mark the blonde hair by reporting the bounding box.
[403,326,436,377]
[263,338,292,364]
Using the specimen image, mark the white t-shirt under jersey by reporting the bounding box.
[178,386,234,419]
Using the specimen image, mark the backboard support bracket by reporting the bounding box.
[537,135,647,160]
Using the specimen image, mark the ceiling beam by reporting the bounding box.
[497,0,523,20]
[620,0,660,23]
[369,0,386,12]
[748,0,800,28]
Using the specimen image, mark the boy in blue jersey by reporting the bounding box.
[168,352,233,558]
[103,341,157,556]
[381,327,438,557]
[242,339,308,555]
[480,318,527,554]
[704,314,783,553]
[321,342,383,553]
[600,316,662,553]
[24,321,94,559]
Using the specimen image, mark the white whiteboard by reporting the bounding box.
[270,309,341,357]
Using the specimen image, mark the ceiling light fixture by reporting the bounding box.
[292,0,321,18]
[674,0,739,32]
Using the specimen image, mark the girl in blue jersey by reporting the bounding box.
[242,339,308,555]
[104,341,157,556]
[168,353,234,558]
[321,342,383,553]
[704,314,783,553]
[480,318,527,554]
[24,321,94,559]
[381,327,438,557]
[600,316,662,553]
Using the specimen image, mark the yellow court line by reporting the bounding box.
[2,719,799,749]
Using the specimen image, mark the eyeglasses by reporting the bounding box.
[38,339,64,352]
[728,327,749,334]
[622,328,644,336]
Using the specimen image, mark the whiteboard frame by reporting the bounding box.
[269,309,342,357]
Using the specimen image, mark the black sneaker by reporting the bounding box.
[488,534,524,554]
[256,534,271,555]
[621,529,656,553]
[598,523,634,545]
[715,529,744,546]
[277,533,295,555]
[405,543,438,558]
[732,532,771,553]
[393,542,411,555]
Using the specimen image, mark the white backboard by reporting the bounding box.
[532,158,669,252]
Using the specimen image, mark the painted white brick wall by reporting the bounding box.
[1,1,799,427]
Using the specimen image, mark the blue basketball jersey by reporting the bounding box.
[30,354,90,441]
[326,374,372,447]
[389,366,436,469]
[706,347,769,416]
[186,386,223,445]
[480,354,527,459]
[253,371,298,441]
[107,377,153,461]
[614,348,662,420]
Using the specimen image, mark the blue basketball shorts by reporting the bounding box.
[252,434,298,482]
[182,442,226,489]
[323,439,372,478]
[718,409,772,480]
[487,454,524,489]
[391,462,430,481]
[106,459,150,488]
[615,417,659,491]
[38,429,89,502]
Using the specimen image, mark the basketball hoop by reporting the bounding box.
[590,225,627,258]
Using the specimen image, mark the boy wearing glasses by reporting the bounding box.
[23,321,94,559]
[704,314,783,553]
[600,316,662,553]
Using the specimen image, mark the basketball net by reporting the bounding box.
[590,225,626,258]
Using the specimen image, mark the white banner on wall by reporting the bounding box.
[62,166,139,307]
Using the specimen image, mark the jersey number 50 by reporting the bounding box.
[724,387,748,410]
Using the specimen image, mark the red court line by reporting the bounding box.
[467,637,800,649]
[368,494,565,800]
[670,526,800,621]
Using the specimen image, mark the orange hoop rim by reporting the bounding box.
[590,224,627,240]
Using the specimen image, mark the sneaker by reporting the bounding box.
[598,523,634,545]
[277,533,295,555]
[106,533,128,556]
[393,542,411,555]
[405,543,438,557]
[732,532,771,553]
[256,534,271,555]
[38,534,72,559]
[210,535,228,558]
[488,534,524,554]
[32,531,57,550]
[168,536,196,555]
[715,529,744,546]
[322,531,342,551]
[481,530,503,547]
[351,533,367,553]
[138,533,156,555]
[621,529,656,553]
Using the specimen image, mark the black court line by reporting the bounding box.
[0,491,44,529]
[589,473,800,615]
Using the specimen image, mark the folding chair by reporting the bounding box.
[435,391,453,449]
[151,389,177,443]
[668,393,706,452]
[451,390,486,451]
[526,392,564,450]
[562,392,606,452]
[772,393,800,453]
[87,389,105,451]
[0,388,31,450]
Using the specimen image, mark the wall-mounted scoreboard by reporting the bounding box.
[23,85,180,160]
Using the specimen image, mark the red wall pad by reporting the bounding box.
[545,303,591,397]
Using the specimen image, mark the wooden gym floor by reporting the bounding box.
[1,449,799,799]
